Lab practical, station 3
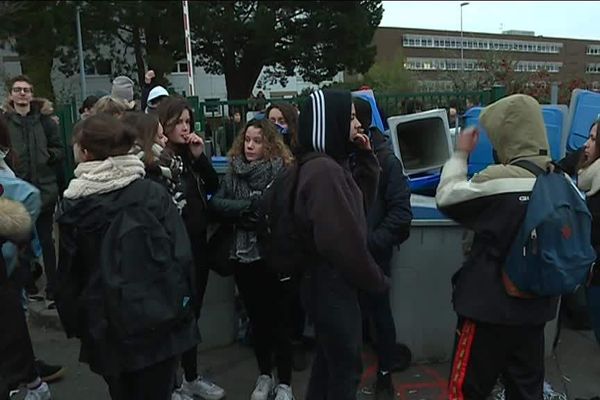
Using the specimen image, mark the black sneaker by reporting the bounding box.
[375,372,395,400]
[35,359,66,383]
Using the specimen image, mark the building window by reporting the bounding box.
[172,62,189,73]
[587,46,600,56]
[586,64,600,74]
[85,59,113,76]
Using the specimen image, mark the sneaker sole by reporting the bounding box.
[182,388,225,400]
[41,366,66,383]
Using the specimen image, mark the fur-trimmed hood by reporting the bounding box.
[0,196,32,243]
[2,97,54,116]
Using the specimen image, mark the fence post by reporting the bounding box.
[491,85,507,103]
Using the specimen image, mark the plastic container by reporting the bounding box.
[565,89,600,152]
[387,109,453,176]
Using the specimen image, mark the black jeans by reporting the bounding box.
[303,265,362,400]
[0,278,37,396]
[234,260,292,384]
[360,287,396,372]
[104,357,177,400]
[36,208,57,298]
[449,318,545,400]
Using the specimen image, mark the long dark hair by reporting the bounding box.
[157,97,195,156]
[579,120,600,170]
[121,112,161,168]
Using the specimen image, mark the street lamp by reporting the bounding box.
[460,2,470,71]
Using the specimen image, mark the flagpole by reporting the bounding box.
[182,0,195,96]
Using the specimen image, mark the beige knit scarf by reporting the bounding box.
[63,154,145,199]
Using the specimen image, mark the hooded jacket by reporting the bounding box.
[4,98,64,210]
[55,179,199,376]
[436,94,559,325]
[294,90,387,293]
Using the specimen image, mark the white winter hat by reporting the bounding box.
[147,86,169,106]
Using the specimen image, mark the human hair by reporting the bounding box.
[9,75,34,90]
[121,112,161,167]
[72,114,137,161]
[91,95,132,117]
[580,120,600,169]
[228,119,293,165]
[158,97,195,131]
[266,103,299,149]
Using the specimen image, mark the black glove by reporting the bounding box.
[238,200,259,231]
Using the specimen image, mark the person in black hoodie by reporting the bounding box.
[55,114,199,400]
[157,98,225,400]
[293,89,389,400]
[353,97,412,400]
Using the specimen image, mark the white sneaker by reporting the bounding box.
[24,382,51,400]
[274,384,294,400]
[172,387,194,400]
[182,377,226,400]
[251,374,273,400]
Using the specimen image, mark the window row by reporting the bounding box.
[514,61,562,73]
[84,60,188,76]
[587,46,600,56]
[586,64,600,74]
[404,57,562,73]
[402,34,562,54]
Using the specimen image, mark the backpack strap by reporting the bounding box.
[512,159,546,177]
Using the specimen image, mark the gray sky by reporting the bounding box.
[380,1,599,40]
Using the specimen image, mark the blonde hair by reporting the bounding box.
[91,95,132,117]
[228,119,293,165]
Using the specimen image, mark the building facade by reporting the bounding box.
[0,44,342,105]
[373,27,600,91]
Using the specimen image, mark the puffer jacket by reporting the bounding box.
[436,94,559,325]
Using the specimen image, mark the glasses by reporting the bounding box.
[12,87,32,94]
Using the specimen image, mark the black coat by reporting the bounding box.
[178,151,219,267]
[55,179,200,376]
[366,131,412,273]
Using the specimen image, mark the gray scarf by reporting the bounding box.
[229,156,283,263]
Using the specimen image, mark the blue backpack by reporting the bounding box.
[504,160,596,297]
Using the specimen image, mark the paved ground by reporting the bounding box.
[9,305,600,400]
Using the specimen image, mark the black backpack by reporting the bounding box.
[100,185,195,341]
[256,152,327,276]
